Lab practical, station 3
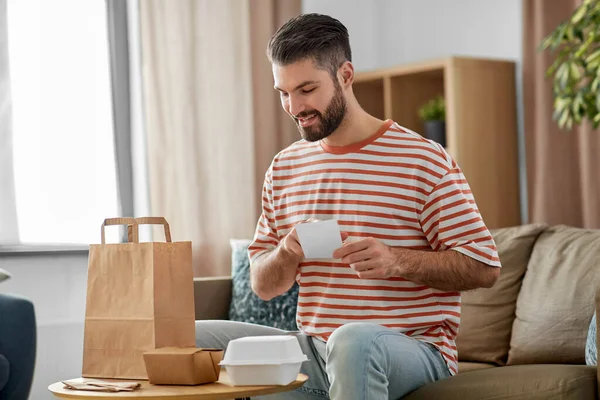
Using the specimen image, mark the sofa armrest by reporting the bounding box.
[0,293,36,400]
[194,277,232,320]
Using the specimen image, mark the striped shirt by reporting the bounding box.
[248,119,500,375]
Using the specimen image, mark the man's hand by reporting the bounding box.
[332,234,499,290]
[279,225,306,263]
[251,218,320,301]
[332,237,400,279]
[282,219,350,262]
[280,219,320,262]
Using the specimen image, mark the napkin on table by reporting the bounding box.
[62,379,141,392]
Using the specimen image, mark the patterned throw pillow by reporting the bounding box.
[586,312,597,366]
[228,239,299,331]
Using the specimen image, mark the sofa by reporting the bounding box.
[0,293,36,400]
[193,224,600,399]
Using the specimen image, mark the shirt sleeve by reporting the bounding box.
[248,166,280,264]
[418,166,501,267]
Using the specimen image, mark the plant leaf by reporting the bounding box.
[592,77,600,93]
[572,4,588,24]
[558,107,570,129]
[540,0,600,131]
[585,49,600,69]
[557,62,569,89]
[539,34,555,51]
[570,62,582,80]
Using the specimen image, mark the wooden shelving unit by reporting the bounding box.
[354,56,521,229]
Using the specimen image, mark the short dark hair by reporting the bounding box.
[267,13,352,77]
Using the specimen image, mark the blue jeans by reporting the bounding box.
[195,321,450,400]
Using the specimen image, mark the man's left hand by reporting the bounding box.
[332,236,400,279]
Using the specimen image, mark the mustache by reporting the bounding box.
[294,110,320,120]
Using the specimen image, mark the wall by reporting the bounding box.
[302,0,521,71]
[0,252,88,399]
[302,0,528,223]
[301,0,380,72]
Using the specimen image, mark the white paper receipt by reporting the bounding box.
[295,219,343,260]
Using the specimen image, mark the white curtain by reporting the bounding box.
[139,0,300,276]
[140,0,257,276]
[0,0,19,243]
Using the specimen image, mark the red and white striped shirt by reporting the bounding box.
[248,119,500,375]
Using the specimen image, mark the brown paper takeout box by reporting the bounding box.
[143,347,224,385]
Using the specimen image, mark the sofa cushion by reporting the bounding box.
[403,364,596,400]
[456,224,547,365]
[457,361,496,374]
[193,277,232,320]
[508,225,600,365]
[228,239,299,331]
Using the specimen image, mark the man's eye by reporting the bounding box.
[301,88,316,94]
[280,92,289,97]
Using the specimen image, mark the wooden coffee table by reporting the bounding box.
[48,371,308,400]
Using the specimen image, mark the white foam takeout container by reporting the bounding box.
[219,335,309,386]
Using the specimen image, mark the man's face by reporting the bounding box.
[273,59,347,142]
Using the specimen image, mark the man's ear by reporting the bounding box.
[338,61,354,88]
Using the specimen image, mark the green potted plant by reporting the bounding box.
[540,0,600,130]
[418,95,446,147]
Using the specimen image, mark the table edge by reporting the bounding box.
[48,374,308,399]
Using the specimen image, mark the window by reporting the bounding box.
[7,0,120,244]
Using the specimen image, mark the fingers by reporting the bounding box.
[288,219,325,259]
[349,259,377,272]
[353,266,387,279]
[340,248,372,265]
[287,220,318,256]
[287,241,304,258]
[300,218,320,224]
[340,231,349,241]
[349,260,392,279]
[282,230,304,259]
[332,237,370,259]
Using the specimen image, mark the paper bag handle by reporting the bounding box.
[133,217,172,242]
[101,218,139,244]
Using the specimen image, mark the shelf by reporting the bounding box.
[354,57,449,82]
[352,78,385,120]
[352,56,521,229]
[389,68,444,136]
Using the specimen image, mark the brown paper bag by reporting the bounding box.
[82,217,196,379]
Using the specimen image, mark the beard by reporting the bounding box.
[294,84,347,142]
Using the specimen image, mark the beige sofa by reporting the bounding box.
[193,224,600,399]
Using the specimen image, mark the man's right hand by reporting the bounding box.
[251,219,317,300]
[279,219,319,262]
[280,219,350,262]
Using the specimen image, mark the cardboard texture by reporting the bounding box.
[82,217,196,379]
[143,347,224,385]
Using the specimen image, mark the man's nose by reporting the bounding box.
[288,95,305,117]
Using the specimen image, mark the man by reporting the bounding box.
[196,13,500,400]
